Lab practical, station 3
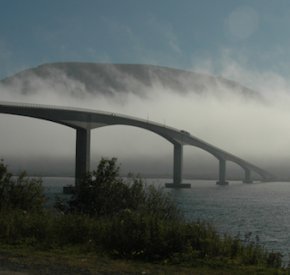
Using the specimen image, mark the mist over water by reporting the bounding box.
[1,62,290,179]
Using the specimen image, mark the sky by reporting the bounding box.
[1,0,290,79]
[1,0,290,179]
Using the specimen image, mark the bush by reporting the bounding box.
[65,158,181,220]
[0,209,51,245]
[0,160,45,212]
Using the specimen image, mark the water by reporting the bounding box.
[42,177,290,260]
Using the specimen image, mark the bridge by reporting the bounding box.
[0,101,274,187]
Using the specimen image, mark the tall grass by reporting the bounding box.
[0,209,282,268]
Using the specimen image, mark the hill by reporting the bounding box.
[0,62,260,99]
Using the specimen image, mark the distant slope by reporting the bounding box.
[0,62,260,99]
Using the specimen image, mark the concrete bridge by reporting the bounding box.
[0,101,274,187]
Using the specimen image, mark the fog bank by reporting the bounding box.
[1,63,290,179]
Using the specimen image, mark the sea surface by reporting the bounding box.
[43,177,290,263]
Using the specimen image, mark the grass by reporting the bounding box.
[0,209,282,267]
[0,245,287,274]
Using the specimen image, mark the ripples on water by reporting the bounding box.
[43,177,290,261]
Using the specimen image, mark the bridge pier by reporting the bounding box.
[216,159,229,185]
[165,143,191,188]
[75,128,91,186]
[243,167,253,183]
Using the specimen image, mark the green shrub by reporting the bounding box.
[67,158,131,216]
[266,251,283,268]
[0,210,50,245]
[65,158,181,221]
[52,214,96,246]
[0,160,45,212]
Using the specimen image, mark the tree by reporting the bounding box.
[66,158,181,220]
[0,160,45,212]
[68,158,130,216]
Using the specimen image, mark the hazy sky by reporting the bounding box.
[1,1,290,179]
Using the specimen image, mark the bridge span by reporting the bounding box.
[0,101,274,187]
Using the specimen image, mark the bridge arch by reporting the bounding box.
[183,145,219,180]
[0,114,75,175]
[90,125,173,175]
[0,102,274,187]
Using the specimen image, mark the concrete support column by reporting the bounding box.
[173,143,183,185]
[243,167,253,183]
[165,143,190,188]
[216,158,228,185]
[75,128,91,186]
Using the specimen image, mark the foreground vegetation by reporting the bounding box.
[0,158,286,273]
[0,245,287,275]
